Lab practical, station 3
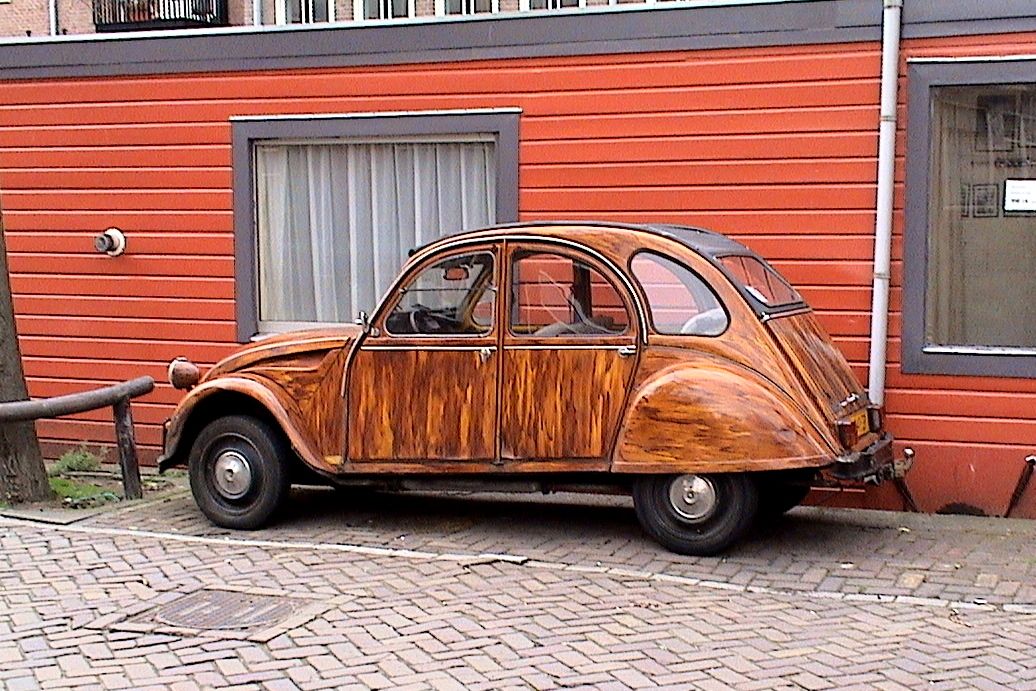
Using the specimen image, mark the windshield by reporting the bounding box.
[717,254,802,307]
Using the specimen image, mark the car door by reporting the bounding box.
[345,245,500,464]
[501,242,640,466]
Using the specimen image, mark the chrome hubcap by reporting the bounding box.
[668,474,718,523]
[213,450,252,500]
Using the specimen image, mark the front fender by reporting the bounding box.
[157,375,328,474]
[613,361,837,474]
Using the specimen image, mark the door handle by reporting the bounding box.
[617,345,637,358]
[478,347,494,365]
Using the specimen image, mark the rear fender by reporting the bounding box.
[613,361,836,474]
[158,375,328,474]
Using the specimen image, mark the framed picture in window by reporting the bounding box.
[972,183,1000,218]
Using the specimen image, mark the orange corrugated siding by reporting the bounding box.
[0,33,1034,517]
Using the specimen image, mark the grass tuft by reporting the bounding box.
[48,477,120,508]
[49,446,104,477]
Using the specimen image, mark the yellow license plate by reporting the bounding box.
[852,409,869,437]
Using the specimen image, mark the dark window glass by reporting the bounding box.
[445,0,492,13]
[718,254,800,307]
[926,84,1036,350]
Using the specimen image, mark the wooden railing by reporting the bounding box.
[0,377,155,500]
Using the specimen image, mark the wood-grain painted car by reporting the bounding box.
[158,223,911,555]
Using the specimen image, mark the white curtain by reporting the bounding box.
[255,140,496,327]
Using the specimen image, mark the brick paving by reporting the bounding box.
[1,487,1035,689]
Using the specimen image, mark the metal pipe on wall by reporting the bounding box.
[48,0,58,35]
[867,0,904,406]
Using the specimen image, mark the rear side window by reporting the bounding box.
[718,254,801,307]
[631,252,728,336]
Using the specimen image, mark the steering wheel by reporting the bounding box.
[408,306,442,334]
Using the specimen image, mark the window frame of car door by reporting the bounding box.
[503,241,641,349]
[368,243,502,344]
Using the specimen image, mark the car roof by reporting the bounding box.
[418,221,807,317]
[424,220,760,261]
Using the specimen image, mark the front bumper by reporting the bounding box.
[156,419,177,473]
[826,433,913,484]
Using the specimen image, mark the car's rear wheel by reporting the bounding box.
[632,473,758,556]
[188,415,289,530]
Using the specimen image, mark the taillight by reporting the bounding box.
[836,419,859,449]
[867,404,885,432]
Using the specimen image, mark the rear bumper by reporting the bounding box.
[825,433,913,484]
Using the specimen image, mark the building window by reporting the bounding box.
[519,0,583,9]
[904,60,1036,377]
[436,0,498,15]
[274,0,333,23]
[355,0,414,20]
[233,110,520,340]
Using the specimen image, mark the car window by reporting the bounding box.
[386,252,495,336]
[510,251,629,337]
[631,252,728,336]
[718,254,801,307]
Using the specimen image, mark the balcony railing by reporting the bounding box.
[93,0,229,32]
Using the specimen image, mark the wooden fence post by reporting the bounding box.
[113,396,143,500]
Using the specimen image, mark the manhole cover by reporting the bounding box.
[92,586,353,643]
[152,589,297,631]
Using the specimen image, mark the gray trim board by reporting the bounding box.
[903,59,1036,379]
[902,0,1036,39]
[1,1,881,80]
[232,109,521,342]
[3,0,1036,81]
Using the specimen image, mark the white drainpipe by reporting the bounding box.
[867,0,904,406]
[48,0,57,35]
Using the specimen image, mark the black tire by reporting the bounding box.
[632,473,758,556]
[188,415,289,530]
[757,482,812,518]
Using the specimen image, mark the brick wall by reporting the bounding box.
[0,0,93,36]
[60,0,94,33]
[0,0,49,37]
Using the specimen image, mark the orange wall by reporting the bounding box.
[0,33,1034,517]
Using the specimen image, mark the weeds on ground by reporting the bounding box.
[47,446,120,508]
[48,476,119,508]
[48,446,104,476]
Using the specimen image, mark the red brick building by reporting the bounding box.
[1,0,1036,518]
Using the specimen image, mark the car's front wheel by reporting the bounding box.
[632,473,758,556]
[188,415,289,530]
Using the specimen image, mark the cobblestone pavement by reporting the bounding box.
[1,487,1035,690]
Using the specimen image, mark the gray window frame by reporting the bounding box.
[231,108,521,342]
[904,58,1036,379]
